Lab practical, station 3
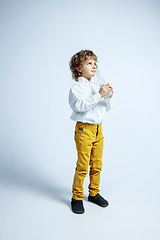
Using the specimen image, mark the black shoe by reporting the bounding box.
[71,198,85,214]
[88,193,109,207]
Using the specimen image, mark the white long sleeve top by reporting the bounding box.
[69,77,115,124]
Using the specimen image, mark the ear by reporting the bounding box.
[76,66,81,72]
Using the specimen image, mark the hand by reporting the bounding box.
[107,83,114,97]
[99,83,114,98]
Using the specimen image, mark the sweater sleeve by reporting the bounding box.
[69,84,101,112]
[100,97,115,111]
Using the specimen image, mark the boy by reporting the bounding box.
[69,50,114,214]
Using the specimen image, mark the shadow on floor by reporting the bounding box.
[0,158,71,208]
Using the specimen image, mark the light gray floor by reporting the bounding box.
[0,137,160,240]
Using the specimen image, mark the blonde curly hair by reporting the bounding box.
[69,50,97,81]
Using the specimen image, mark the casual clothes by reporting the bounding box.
[69,77,114,200]
[72,122,103,200]
[69,77,114,124]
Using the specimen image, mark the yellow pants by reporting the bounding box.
[72,122,104,200]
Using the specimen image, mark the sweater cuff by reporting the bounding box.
[103,98,111,103]
[93,92,102,102]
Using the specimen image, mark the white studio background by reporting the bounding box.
[0,0,160,239]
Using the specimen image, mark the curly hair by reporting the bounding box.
[69,50,97,81]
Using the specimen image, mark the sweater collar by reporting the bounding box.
[78,77,93,83]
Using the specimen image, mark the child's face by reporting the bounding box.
[79,58,97,81]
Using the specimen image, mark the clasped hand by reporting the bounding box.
[99,83,114,98]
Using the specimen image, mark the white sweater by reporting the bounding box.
[69,77,115,124]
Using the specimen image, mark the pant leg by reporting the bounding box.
[89,124,104,196]
[72,123,93,200]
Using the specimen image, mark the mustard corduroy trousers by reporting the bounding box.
[72,122,104,200]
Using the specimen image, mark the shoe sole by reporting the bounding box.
[88,199,109,207]
[72,209,85,214]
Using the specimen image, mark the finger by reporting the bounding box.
[101,84,107,88]
[103,83,109,87]
[103,86,110,91]
[109,84,113,89]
